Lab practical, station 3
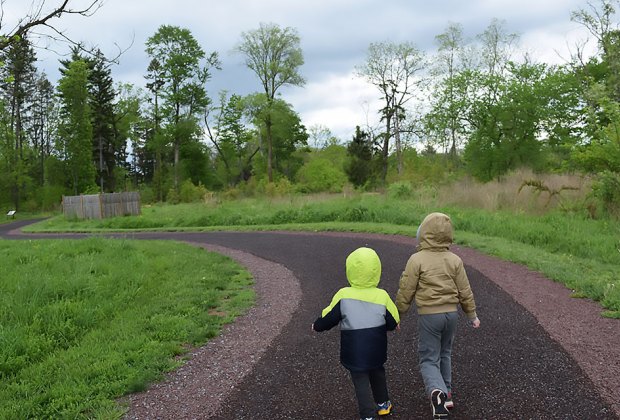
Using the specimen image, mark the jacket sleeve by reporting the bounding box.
[385,309,398,331]
[395,256,419,315]
[384,293,400,330]
[313,301,342,332]
[453,259,477,319]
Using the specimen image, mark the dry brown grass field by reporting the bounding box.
[434,169,591,214]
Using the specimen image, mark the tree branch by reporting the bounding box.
[0,0,103,51]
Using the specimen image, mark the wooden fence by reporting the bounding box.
[62,192,141,219]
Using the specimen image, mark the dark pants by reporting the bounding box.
[350,366,389,418]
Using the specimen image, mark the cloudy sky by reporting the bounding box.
[5,0,600,141]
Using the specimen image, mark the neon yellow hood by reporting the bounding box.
[346,247,381,289]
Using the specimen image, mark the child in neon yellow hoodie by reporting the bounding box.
[312,247,400,420]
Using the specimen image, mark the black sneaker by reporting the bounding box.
[430,389,449,419]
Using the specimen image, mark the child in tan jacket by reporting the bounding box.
[395,212,480,420]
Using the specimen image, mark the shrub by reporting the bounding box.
[339,205,374,222]
[388,181,413,199]
[263,178,293,197]
[179,180,208,203]
[138,186,156,204]
[296,158,346,193]
[38,185,66,211]
[591,171,620,217]
[166,188,180,205]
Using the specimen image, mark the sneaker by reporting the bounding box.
[377,400,392,415]
[430,389,449,419]
[361,418,375,420]
[445,392,454,411]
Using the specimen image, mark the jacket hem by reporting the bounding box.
[417,304,458,315]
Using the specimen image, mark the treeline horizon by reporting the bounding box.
[0,0,619,219]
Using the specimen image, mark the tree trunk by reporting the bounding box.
[99,135,104,192]
[394,110,402,175]
[174,142,180,190]
[266,115,273,183]
[174,102,180,191]
[381,114,392,184]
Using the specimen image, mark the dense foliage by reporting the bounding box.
[0,2,619,218]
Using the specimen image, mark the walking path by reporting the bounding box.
[1,222,618,419]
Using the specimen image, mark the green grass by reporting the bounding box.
[27,194,620,318]
[1,209,54,224]
[0,237,254,419]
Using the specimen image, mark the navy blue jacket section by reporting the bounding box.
[314,300,398,372]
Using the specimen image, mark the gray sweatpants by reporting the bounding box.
[417,312,458,396]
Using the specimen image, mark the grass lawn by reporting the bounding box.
[0,237,253,419]
[27,194,620,318]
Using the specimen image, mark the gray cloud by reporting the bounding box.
[6,0,594,140]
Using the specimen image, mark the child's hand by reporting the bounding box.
[469,317,480,328]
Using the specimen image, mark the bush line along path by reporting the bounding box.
[2,221,619,419]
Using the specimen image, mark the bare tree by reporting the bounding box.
[571,0,620,51]
[0,1,103,51]
[356,41,426,182]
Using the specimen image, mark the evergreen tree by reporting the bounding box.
[31,73,57,186]
[60,47,120,192]
[0,35,38,209]
[57,60,96,194]
[345,126,374,187]
[89,50,118,192]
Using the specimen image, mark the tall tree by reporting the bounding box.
[205,92,255,186]
[268,98,308,179]
[236,22,305,182]
[57,59,96,194]
[59,47,121,192]
[115,83,144,189]
[570,0,620,213]
[356,41,426,182]
[0,35,37,209]
[31,73,57,186]
[144,58,166,200]
[477,18,518,79]
[145,25,220,192]
[242,93,308,181]
[463,61,581,181]
[308,125,338,149]
[427,23,470,159]
[87,50,118,192]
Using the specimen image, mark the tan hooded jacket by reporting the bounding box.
[395,212,477,319]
